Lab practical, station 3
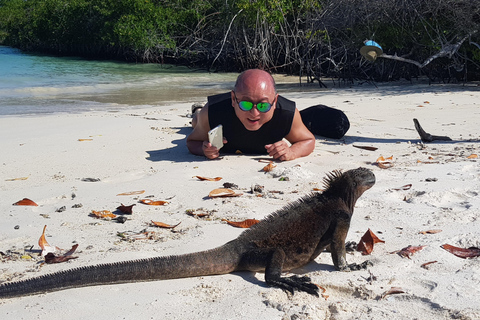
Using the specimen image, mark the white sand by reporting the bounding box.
[1,82,479,319]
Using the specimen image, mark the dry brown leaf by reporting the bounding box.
[356,229,385,255]
[418,229,442,235]
[116,204,135,214]
[90,210,117,219]
[13,198,38,206]
[139,199,168,205]
[467,154,478,159]
[353,145,378,151]
[45,244,79,264]
[222,218,260,228]
[208,188,242,198]
[441,244,480,259]
[391,245,426,259]
[381,287,405,299]
[391,184,412,191]
[150,220,181,229]
[421,261,438,269]
[194,176,223,181]
[375,156,394,169]
[263,161,276,172]
[117,190,145,196]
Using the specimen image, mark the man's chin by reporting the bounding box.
[244,120,262,131]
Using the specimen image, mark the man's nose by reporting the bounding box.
[249,106,260,116]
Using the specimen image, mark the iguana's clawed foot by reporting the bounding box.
[267,275,319,297]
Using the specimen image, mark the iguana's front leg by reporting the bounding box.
[331,211,372,271]
[240,248,319,296]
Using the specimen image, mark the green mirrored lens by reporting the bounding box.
[256,102,272,112]
[238,101,253,111]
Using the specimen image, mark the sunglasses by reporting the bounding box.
[233,92,275,113]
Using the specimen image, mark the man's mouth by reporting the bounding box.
[248,118,260,123]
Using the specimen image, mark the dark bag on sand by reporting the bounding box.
[300,105,350,139]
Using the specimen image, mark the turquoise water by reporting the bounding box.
[0,46,237,115]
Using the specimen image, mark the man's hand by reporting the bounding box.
[202,138,227,159]
[265,141,294,161]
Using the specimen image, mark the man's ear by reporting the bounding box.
[230,91,236,108]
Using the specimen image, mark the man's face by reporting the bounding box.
[231,79,277,131]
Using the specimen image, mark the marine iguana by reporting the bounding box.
[0,167,375,298]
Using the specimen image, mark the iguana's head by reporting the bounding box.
[323,167,375,206]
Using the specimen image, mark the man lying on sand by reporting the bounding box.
[187,69,349,161]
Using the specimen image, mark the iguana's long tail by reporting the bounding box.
[0,243,239,298]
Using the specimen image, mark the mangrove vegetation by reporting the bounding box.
[1,0,479,82]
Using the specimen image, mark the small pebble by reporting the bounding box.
[115,216,128,224]
[14,225,20,230]
[56,206,66,212]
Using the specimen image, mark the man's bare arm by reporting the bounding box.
[265,109,315,161]
[186,105,224,159]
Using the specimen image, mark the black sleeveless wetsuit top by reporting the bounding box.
[208,92,296,154]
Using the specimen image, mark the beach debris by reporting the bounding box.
[390,184,412,191]
[374,156,394,169]
[116,204,135,214]
[356,229,385,255]
[13,198,38,206]
[413,118,452,143]
[78,138,93,141]
[223,182,239,189]
[467,154,478,159]
[186,208,214,218]
[222,218,260,228]
[251,184,264,194]
[150,220,181,229]
[391,245,426,259]
[114,216,128,224]
[262,161,276,172]
[194,176,222,181]
[117,190,145,196]
[208,188,242,198]
[440,244,480,259]
[5,177,28,181]
[39,225,59,257]
[56,206,66,213]
[139,199,168,205]
[117,230,159,241]
[90,210,117,220]
[425,177,438,182]
[44,244,79,264]
[353,145,378,151]
[418,229,442,235]
[72,203,83,208]
[380,287,405,299]
[38,225,79,263]
[81,178,100,182]
[421,261,438,269]
[314,284,329,300]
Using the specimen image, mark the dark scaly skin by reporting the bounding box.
[0,167,375,298]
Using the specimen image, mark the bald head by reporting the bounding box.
[234,69,277,94]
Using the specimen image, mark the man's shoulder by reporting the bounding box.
[277,95,296,112]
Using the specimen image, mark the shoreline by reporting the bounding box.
[1,84,480,319]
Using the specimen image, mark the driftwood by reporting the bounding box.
[413,119,452,143]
